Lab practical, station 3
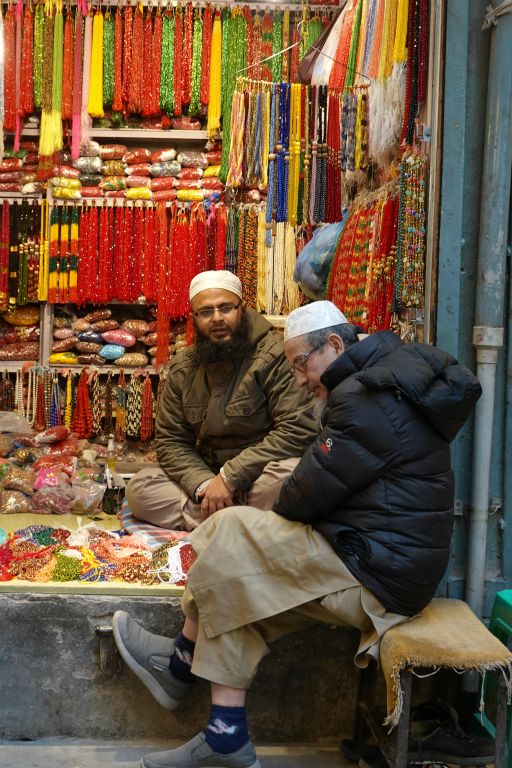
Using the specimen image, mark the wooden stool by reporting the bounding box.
[352,599,512,768]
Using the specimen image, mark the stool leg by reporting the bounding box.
[494,673,508,768]
[393,669,412,768]
[354,663,378,745]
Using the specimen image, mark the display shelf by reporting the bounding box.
[90,128,209,141]
[49,364,157,374]
[0,360,38,371]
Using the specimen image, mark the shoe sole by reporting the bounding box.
[112,613,179,711]
[408,752,494,766]
[140,760,262,768]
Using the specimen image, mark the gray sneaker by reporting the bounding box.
[112,610,194,710]
[140,732,261,768]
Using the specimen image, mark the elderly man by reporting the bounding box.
[113,301,481,768]
[126,270,317,530]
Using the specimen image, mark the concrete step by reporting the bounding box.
[0,738,353,768]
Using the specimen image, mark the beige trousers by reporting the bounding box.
[183,506,409,689]
[125,458,299,531]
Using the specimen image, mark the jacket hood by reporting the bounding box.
[321,331,482,442]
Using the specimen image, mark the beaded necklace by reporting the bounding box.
[219,9,247,183]
[326,90,342,223]
[200,5,213,110]
[151,7,163,116]
[61,11,74,121]
[160,9,174,114]
[88,9,104,118]
[271,12,282,84]
[182,3,194,109]
[141,7,154,117]
[173,7,183,115]
[189,9,203,117]
[128,3,143,115]
[71,9,83,160]
[276,82,290,223]
[126,374,143,440]
[226,88,245,188]
[313,85,327,224]
[206,10,221,137]
[71,369,93,440]
[112,7,123,113]
[103,9,114,108]
[0,201,9,312]
[115,371,127,443]
[92,372,101,436]
[265,83,277,247]
[122,3,133,110]
[395,151,426,309]
[20,3,34,121]
[17,200,30,306]
[33,2,45,110]
[287,83,301,227]
[140,375,155,443]
[3,7,16,133]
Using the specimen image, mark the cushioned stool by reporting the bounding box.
[352,598,512,768]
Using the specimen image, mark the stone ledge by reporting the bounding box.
[0,592,361,743]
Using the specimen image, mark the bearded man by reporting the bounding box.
[126,270,318,531]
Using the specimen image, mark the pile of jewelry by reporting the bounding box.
[0,524,195,586]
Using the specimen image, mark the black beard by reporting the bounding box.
[195,312,252,364]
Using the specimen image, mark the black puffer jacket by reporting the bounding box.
[273,331,482,616]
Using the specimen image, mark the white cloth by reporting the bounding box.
[189,270,243,301]
[284,300,348,341]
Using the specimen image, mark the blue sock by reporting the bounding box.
[169,632,196,683]
[204,704,250,755]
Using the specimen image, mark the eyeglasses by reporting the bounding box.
[193,302,241,321]
[290,343,324,373]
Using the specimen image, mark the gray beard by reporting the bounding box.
[313,396,327,427]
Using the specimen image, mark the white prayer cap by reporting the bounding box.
[284,301,348,342]
[189,270,243,302]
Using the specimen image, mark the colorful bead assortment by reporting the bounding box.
[0,524,195,586]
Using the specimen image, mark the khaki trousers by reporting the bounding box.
[183,506,409,689]
[126,459,299,531]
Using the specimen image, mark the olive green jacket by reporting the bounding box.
[155,309,317,499]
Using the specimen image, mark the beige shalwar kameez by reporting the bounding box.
[183,506,409,689]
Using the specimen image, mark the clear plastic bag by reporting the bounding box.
[70,479,106,515]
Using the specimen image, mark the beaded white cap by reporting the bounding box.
[284,301,348,342]
[189,270,243,301]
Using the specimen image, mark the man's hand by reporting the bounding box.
[198,473,234,517]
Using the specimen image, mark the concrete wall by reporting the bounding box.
[0,592,362,743]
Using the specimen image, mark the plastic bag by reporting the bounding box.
[125,187,151,200]
[150,160,181,177]
[70,479,106,514]
[125,163,151,176]
[1,466,35,495]
[34,467,71,489]
[51,337,78,352]
[0,489,30,513]
[3,306,40,326]
[33,455,76,475]
[176,151,208,169]
[293,221,345,300]
[31,486,75,515]
[101,329,137,347]
[115,352,148,367]
[84,308,111,322]
[35,425,71,445]
[99,144,127,160]
[150,149,176,163]
[99,344,125,361]
[123,148,151,164]
[122,319,150,338]
[150,177,175,191]
[0,412,33,434]
[151,190,177,202]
